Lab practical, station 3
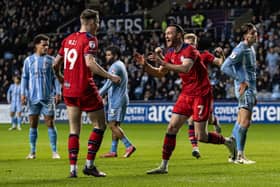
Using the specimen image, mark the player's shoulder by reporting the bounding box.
[45,55,55,62]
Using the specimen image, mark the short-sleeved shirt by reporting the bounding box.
[164,43,211,96]
[58,32,99,97]
[200,50,215,67]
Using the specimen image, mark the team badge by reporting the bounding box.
[230,52,237,59]
[180,56,188,63]
[89,41,95,49]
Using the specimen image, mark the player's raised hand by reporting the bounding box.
[214,47,223,55]
[133,52,145,65]
[147,52,156,62]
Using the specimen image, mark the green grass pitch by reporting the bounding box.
[1,123,280,187]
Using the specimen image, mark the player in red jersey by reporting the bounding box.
[134,24,236,174]
[53,9,120,178]
[184,33,225,159]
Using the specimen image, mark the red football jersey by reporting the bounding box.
[200,50,215,67]
[58,32,98,97]
[164,44,211,96]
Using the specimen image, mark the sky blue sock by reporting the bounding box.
[121,136,132,148]
[238,126,248,151]
[12,117,17,127]
[29,128,38,153]
[48,127,57,152]
[231,122,239,138]
[110,140,118,153]
[17,116,22,127]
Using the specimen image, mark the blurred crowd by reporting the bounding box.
[0,0,279,102]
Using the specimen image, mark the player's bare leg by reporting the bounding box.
[208,113,221,134]
[147,114,188,174]
[83,109,106,177]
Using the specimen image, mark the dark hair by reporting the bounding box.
[106,46,121,59]
[240,23,255,37]
[33,34,49,46]
[80,9,99,21]
[168,24,185,35]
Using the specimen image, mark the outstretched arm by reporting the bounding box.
[134,52,168,78]
[85,54,121,84]
[53,55,64,84]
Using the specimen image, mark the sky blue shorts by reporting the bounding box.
[28,99,55,116]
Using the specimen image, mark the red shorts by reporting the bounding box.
[64,92,104,112]
[173,91,212,122]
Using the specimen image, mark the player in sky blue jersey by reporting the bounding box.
[221,23,258,164]
[21,34,62,160]
[7,76,22,131]
[99,46,136,158]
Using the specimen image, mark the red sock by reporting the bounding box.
[162,133,176,160]
[87,128,104,160]
[68,134,79,165]
[207,132,225,144]
[188,124,198,148]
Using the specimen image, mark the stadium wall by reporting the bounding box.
[1,102,280,124]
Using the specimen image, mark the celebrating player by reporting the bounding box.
[134,24,236,174]
[184,33,224,159]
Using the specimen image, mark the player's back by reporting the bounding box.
[59,32,98,97]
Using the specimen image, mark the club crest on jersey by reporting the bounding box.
[89,41,95,49]
[180,56,188,63]
[230,52,237,59]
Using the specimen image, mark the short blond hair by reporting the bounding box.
[184,33,198,46]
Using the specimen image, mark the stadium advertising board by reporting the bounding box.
[1,102,280,124]
[100,15,143,34]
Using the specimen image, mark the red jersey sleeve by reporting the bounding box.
[84,36,98,56]
[58,39,66,56]
[182,45,197,62]
[201,50,215,66]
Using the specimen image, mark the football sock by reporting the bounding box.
[17,116,22,128]
[238,125,248,151]
[12,116,17,127]
[188,123,198,148]
[162,133,176,160]
[86,128,104,167]
[110,139,118,153]
[29,128,38,153]
[161,159,168,169]
[121,136,132,148]
[232,122,239,138]
[68,134,79,167]
[48,127,58,152]
[207,132,225,144]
